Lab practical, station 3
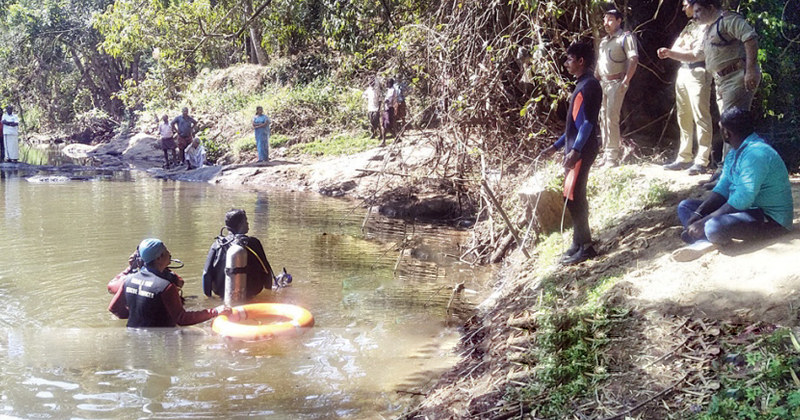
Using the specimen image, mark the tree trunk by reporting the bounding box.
[243,0,269,65]
[133,53,140,82]
[250,25,269,65]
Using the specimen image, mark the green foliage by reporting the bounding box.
[232,136,257,154]
[508,297,628,418]
[270,133,291,148]
[0,0,125,126]
[692,328,800,420]
[291,131,378,156]
[588,167,672,230]
[734,0,800,168]
[141,64,374,162]
[199,130,229,163]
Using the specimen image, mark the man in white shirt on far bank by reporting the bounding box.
[1,105,20,163]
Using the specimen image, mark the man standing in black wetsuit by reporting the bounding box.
[539,42,603,265]
[202,209,275,300]
[109,238,228,327]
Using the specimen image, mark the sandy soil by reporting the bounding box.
[614,166,800,326]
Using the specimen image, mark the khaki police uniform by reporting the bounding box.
[673,20,713,166]
[699,11,759,113]
[597,29,638,162]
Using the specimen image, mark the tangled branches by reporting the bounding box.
[406,0,599,171]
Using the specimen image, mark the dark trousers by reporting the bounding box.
[677,199,787,244]
[176,134,191,165]
[565,141,599,247]
[368,111,380,132]
[0,135,4,161]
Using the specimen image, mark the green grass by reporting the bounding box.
[143,65,371,162]
[270,133,291,148]
[500,162,676,418]
[506,289,628,418]
[290,131,379,156]
[692,328,800,420]
[231,136,257,154]
[587,166,671,230]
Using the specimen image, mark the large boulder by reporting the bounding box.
[517,180,571,235]
[91,132,163,161]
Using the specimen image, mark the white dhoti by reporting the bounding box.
[4,134,19,160]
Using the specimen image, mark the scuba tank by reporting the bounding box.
[224,238,248,307]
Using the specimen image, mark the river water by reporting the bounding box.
[0,167,488,419]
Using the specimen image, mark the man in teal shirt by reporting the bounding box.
[675,107,793,260]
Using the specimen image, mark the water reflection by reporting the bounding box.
[0,168,488,419]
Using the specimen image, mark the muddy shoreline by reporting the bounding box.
[37,130,472,224]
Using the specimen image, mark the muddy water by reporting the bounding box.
[0,168,490,419]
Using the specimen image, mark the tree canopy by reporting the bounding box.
[0,0,795,168]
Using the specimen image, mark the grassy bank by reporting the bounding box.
[142,64,380,163]
[401,162,800,419]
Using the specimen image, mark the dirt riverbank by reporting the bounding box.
[397,166,800,419]
[62,129,472,222]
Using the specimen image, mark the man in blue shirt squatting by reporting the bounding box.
[539,42,603,265]
[673,107,794,262]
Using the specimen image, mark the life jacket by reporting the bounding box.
[202,234,273,299]
[124,268,176,328]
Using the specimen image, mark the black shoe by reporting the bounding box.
[664,161,691,171]
[687,164,707,176]
[558,243,581,262]
[562,244,597,266]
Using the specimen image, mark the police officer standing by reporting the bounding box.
[658,0,713,175]
[690,0,760,113]
[595,8,638,167]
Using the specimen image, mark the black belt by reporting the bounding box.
[681,61,706,69]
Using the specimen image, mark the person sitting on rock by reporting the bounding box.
[674,107,793,262]
[202,209,276,300]
[184,137,206,170]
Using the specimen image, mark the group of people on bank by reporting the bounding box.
[157,107,206,170]
[157,105,272,170]
[540,1,793,265]
[362,78,407,146]
[105,1,795,328]
[108,209,281,328]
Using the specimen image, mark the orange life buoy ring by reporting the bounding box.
[212,303,314,340]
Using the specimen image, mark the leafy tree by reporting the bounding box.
[733,0,800,167]
[0,0,128,126]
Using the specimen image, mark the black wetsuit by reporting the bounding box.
[553,73,602,247]
[202,234,273,299]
